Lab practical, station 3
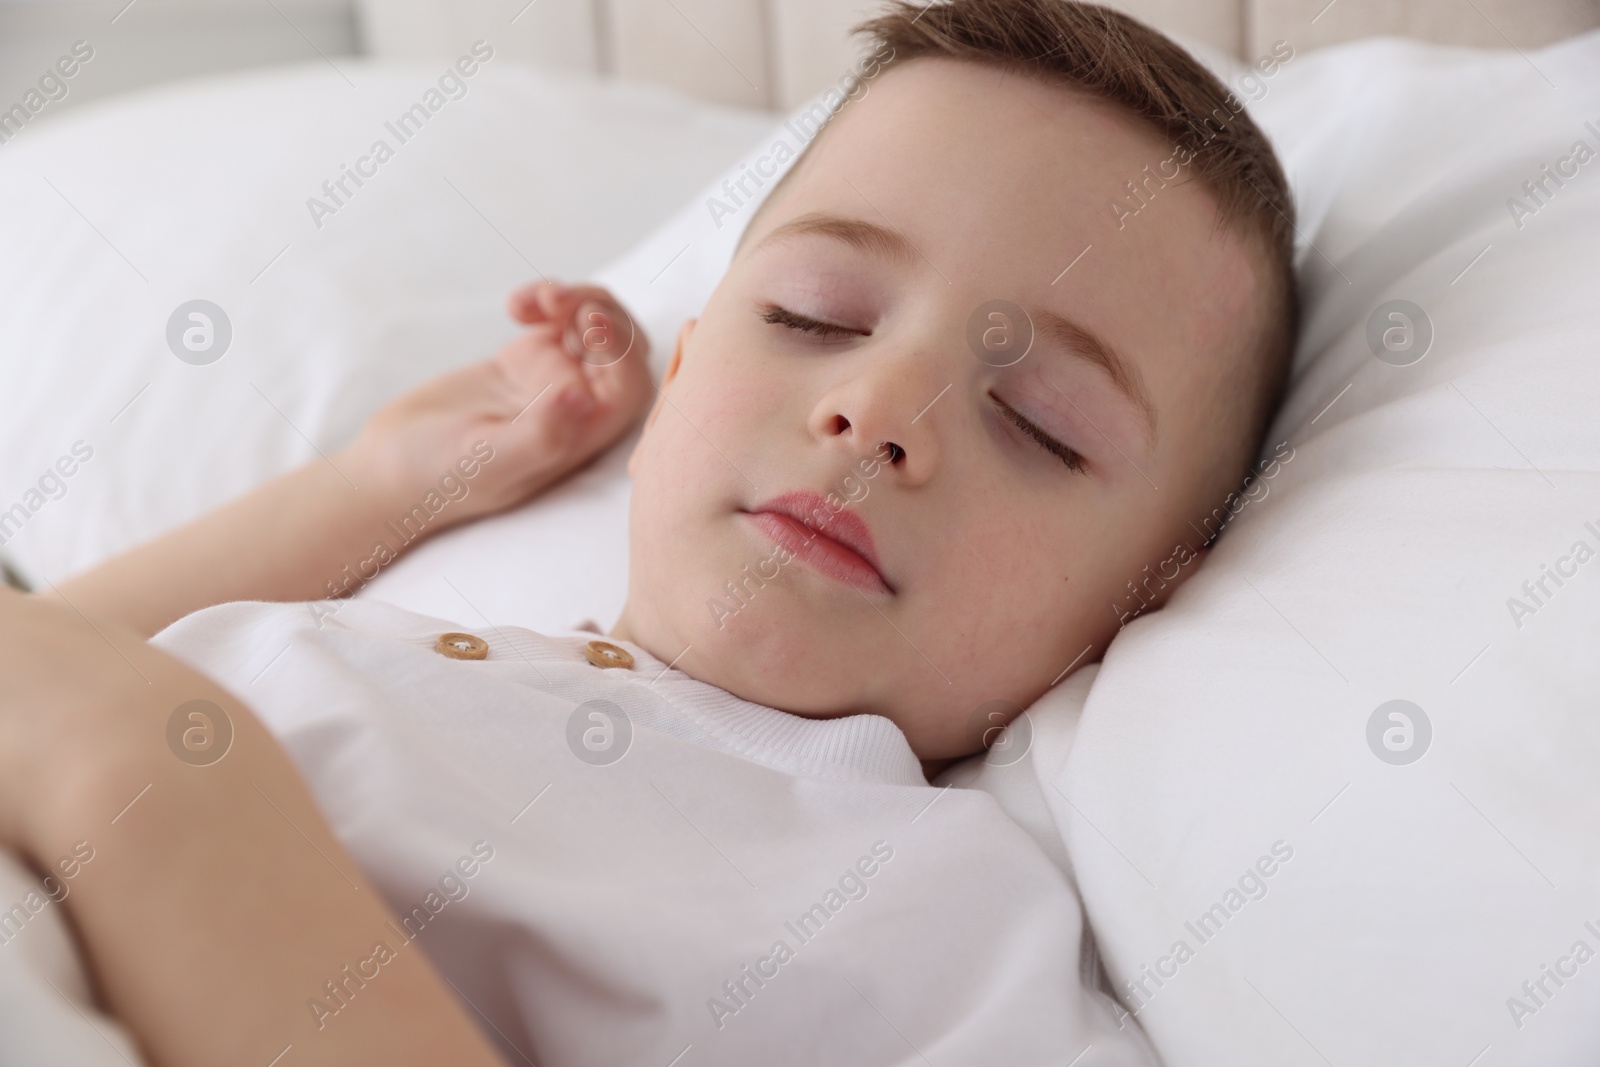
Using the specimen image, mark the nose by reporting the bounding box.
[807,353,943,484]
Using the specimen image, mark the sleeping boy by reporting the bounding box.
[0,0,1297,1064]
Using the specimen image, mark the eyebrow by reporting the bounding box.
[1031,309,1158,443]
[755,211,920,266]
[756,211,1157,442]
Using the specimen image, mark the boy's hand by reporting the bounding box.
[345,281,653,528]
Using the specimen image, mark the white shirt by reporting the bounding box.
[150,599,1151,1066]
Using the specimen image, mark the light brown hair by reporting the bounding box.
[746,0,1300,485]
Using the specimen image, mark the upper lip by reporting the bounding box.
[746,490,889,587]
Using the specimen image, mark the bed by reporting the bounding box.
[1,2,1598,1064]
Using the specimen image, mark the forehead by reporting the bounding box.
[746,55,1259,454]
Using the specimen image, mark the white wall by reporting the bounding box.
[2,0,1596,125]
[355,0,1600,112]
[0,0,358,119]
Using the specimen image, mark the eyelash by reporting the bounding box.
[759,303,861,340]
[993,397,1089,474]
[759,302,1087,475]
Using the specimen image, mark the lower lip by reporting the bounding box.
[743,511,891,596]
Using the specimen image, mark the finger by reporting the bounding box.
[498,297,649,424]
[564,298,631,365]
[494,333,592,414]
[506,279,564,324]
[569,286,634,327]
[534,283,622,332]
[569,301,654,385]
[506,282,540,323]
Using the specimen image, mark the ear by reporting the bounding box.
[627,318,694,478]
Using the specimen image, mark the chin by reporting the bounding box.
[687,598,855,716]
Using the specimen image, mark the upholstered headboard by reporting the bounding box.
[359,0,1600,110]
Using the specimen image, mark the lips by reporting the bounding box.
[743,490,892,595]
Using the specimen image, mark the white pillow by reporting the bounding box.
[1024,32,1600,1066]
[0,56,774,601]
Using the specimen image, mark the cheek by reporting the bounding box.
[949,488,1152,645]
[940,492,1077,629]
[643,355,760,481]
[628,337,781,572]
[671,323,784,438]
[909,503,1102,728]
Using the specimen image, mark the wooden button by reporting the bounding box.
[583,640,634,670]
[436,632,488,660]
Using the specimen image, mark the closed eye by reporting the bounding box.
[993,395,1088,474]
[758,302,864,341]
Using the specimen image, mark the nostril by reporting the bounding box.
[882,441,906,463]
[830,414,851,435]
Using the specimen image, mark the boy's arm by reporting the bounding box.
[0,587,510,1067]
[48,456,422,639]
[52,282,652,637]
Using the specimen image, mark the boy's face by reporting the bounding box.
[616,56,1263,760]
